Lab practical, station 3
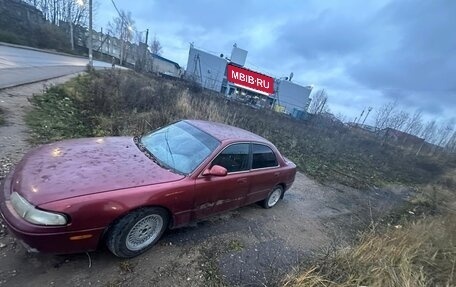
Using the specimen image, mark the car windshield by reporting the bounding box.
[140,121,220,175]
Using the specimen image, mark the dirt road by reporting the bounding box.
[0,78,412,286]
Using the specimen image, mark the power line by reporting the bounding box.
[110,0,130,26]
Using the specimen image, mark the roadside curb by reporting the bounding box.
[0,41,88,60]
[0,66,110,91]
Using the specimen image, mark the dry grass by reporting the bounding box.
[0,107,5,125]
[284,174,456,287]
[25,69,456,188]
[284,212,456,287]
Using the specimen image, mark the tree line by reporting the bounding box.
[306,90,455,153]
[19,0,163,68]
[374,100,455,152]
[22,0,88,28]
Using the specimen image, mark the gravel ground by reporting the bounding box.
[0,77,414,287]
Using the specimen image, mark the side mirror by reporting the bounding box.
[202,165,228,176]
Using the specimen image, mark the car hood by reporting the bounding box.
[10,137,184,205]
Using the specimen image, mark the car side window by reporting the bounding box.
[252,144,278,169]
[212,143,249,173]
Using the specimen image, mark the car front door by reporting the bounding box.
[193,143,251,219]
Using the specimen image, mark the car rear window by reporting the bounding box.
[252,144,278,169]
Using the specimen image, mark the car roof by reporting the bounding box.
[184,120,271,144]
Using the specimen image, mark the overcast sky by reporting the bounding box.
[94,0,455,125]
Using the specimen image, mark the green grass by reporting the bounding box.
[25,83,92,143]
[25,69,455,188]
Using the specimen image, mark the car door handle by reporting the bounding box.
[237,178,248,184]
[274,172,281,177]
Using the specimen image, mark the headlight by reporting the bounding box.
[10,192,67,226]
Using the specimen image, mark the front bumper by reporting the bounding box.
[0,200,105,254]
[1,173,104,254]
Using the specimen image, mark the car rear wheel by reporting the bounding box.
[106,207,169,258]
[262,185,283,209]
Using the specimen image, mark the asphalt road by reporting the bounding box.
[0,43,112,89]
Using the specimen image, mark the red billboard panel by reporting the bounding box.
[227,64,274,95]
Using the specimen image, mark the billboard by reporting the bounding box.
[227,64,274,95]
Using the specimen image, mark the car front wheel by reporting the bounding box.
[106,207,169,258]
[262,185,283,209]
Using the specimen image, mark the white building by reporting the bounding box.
[151,54,182,77]
[185,43,313,117]
[185,45,228,91]
[275,80,313,115]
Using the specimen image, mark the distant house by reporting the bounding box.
[151,54,182,78]
[348,123,377,133]
[377,127,425,146]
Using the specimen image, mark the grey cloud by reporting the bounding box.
[277,9,371,59]
[347,0,456,114]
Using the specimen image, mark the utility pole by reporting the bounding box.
[68,2,74,50]
[145,29,149,47]
[88,0,93,66]
[119,20,124,66]
[143,28,149,70]
[362,107,373,125]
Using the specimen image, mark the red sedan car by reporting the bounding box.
[0,120,296,258]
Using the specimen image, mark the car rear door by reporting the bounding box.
[245,143,281,205]
[192,143,251,219]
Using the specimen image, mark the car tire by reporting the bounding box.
[262,185,283,209]
[106,207,169,258]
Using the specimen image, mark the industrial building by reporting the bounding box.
[185,44,313,116]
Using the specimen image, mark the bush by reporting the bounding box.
[32,23,70,51]
[0,16,70,52]
[25,84,91,143]
[0,30,28,46]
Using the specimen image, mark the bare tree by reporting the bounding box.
[420,120,437,143]
[335,112,347,123]
[22,0,89,50]
[435,120,454,147]
[387,110,410,131]
[150,35,163,55]
[108,10,135,65]
[23,0,88,26]
[403,110,423,136]
[307,89,329,115]
[374,101,397,130]
[445,131,456,153]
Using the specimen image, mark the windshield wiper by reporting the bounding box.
[164,128,177,173]
[134,135,166,168]
[134,135,184,175]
